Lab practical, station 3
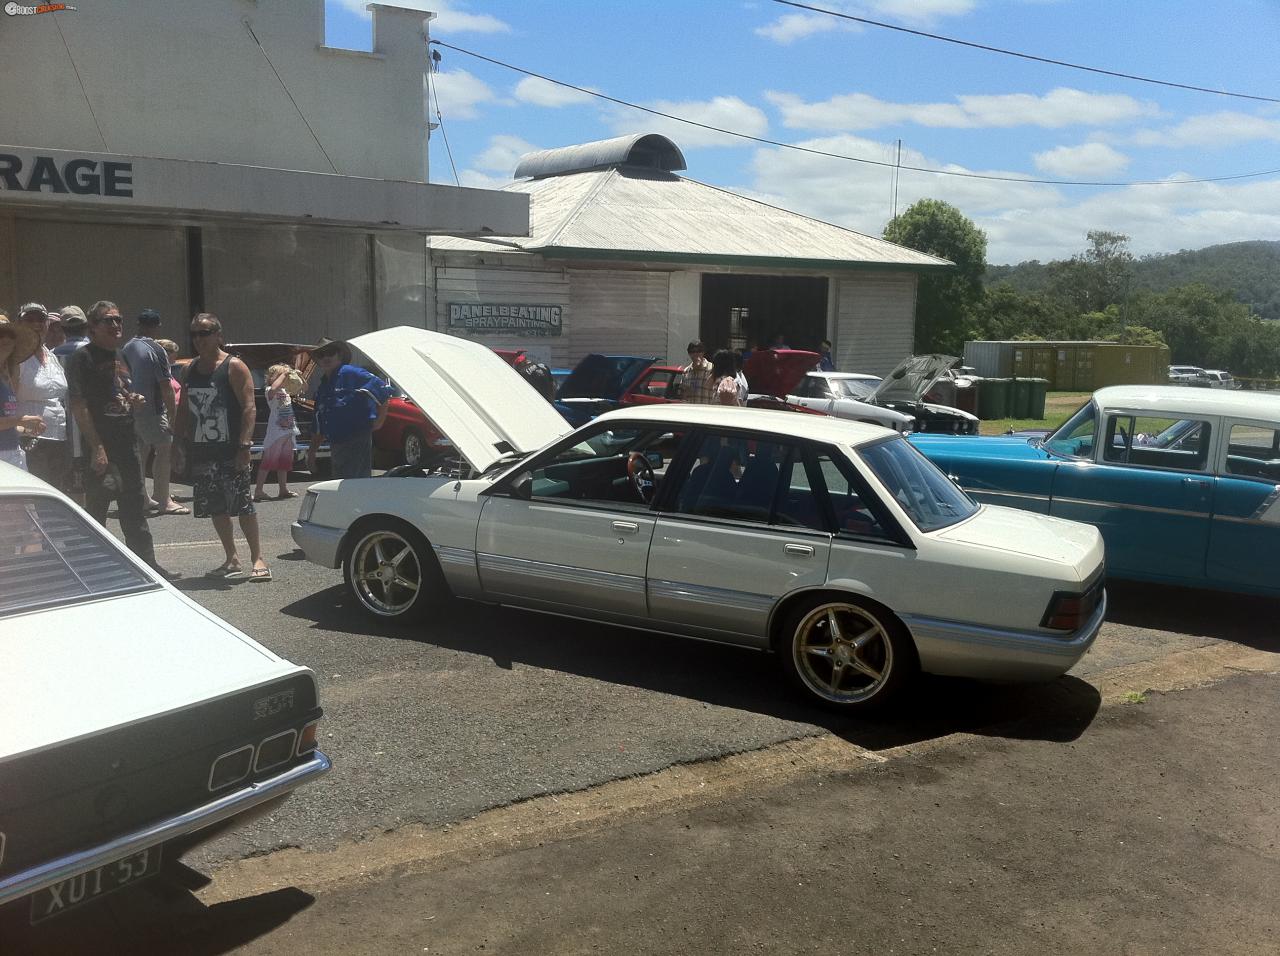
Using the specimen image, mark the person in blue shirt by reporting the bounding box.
[306,339,390,479]
[818,339,836,372]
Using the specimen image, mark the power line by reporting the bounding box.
[428,68,461,186]
[430,40,1280,188]
[242,19,339,174]
[771,0,1280,105]
[52,11,107,150]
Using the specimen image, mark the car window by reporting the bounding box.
[837,379,877,400]
[644,371,675,397]
[520,425,686,509]
[813,451,894,541]
[0,496,159,617]
[1103,415,1211,471]
[1044,402,1096,460]
[670,433,831,532]
[857,436,978,533]
[1225,424,1280,482]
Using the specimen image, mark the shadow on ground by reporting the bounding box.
[281,585,1102,751]
[1104,580,1280,650]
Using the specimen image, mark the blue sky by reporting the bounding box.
[324,1,1280,265]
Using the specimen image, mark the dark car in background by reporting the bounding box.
[555,354,659,427]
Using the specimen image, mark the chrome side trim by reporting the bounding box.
[434,545,477,568]
[649,579,775,614]
[477,553,646,594]
[967,488,1050,504]
[1051,496,1207,520]
[0,752,331,908]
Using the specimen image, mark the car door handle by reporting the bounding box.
[612,520,640,533]
[784,544,815,557]
[1183,477,1210,489]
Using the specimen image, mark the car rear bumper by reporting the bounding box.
[903,591,1106,681]
[0,751,330,909]
[291,520,345,569]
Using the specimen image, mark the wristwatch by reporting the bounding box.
[238,441,253,449]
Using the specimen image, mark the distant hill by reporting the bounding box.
[987,240,1280,321]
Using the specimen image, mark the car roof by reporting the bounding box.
[1093,385,1276,420]
[591,402,893,446]
[0,460,59,494]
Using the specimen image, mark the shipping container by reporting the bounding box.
[963,341,1170,389]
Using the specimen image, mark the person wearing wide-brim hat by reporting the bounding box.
[0,321,48,470]
[305,336,390,479]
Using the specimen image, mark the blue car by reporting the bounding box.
[911,385,1280,596]
[554,354,658,427]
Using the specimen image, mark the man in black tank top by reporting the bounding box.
[173,313,271,582]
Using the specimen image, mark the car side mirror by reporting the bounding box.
[510,472,533,500]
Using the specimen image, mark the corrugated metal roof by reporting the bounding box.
[431,166,952,271]
[513,133,686,179]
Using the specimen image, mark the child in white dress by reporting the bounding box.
[254,364,304,501]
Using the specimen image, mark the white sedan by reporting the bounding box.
[293,328,1106,712]
[0,465,329,926]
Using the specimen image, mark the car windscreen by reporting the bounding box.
[836,379,878,400]
[857,436,978,532]
[0,495,159,617]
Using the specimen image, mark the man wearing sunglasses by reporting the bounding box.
[65,299,172,577]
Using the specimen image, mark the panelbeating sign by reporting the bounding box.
[448,303,563,336]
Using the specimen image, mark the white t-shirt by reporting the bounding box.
[19,350,68,442]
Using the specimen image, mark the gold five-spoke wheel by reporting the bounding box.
[784,599,912,710]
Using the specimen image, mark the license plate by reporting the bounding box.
[29,845,163,925]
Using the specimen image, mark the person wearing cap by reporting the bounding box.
[0,321,48,469]
[64,300,175,577]
[173,312,269,581]
[123,308,185,516]
[15,303,72,489]
[53,305,89,361]
[306,338,390,480]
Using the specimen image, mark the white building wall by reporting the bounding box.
[0,1,431,182]
[666,271,701,365]
[567,270,670,362]
[833,272,918,375]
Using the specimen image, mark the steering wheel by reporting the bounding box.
[627,452,657,504]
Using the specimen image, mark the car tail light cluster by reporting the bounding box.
[1041,580,1104,632]
[208,720,320,792]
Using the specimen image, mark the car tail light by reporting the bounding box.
[208,745,254,791]
[254,730,298,773]
[298,491,317,522]
[297,720,320,756]
[1041,581,1103,632]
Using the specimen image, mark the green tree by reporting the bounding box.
[1047,230,1135,314]
[883,199,987,353]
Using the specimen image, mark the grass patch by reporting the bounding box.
[1122,691,1147,704]
[977,391,1091,437]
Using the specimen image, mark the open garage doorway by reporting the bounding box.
[700,274,828,353]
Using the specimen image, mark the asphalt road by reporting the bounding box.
[123,477,1277,871]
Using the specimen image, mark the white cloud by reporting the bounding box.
[608,96,768,148]
[457,169,509,189]
[1034,142,1130,178]
[430,69,495,120]
[740,135,1280,263]
[472,134,538,175]
[1130,111,1280,149]
[768,88,1158,131]
[754,13,840,44]
[333,0,510,33]
[512,77,596,108]
[755,0,975,43]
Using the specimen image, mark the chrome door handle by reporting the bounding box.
[1183,477,1210,489]
[612,520,640,533]
[784,543,814,557]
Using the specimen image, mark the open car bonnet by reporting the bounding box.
[871,354,959,404]
[558,354,657,401]
[347,327,573,473]
[744,349,821,396]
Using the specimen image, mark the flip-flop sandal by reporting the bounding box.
[161,505,191,515]
[205,564,245,579]
[248,567,273,582]
[252,494,272,502]
[276,491,299,499]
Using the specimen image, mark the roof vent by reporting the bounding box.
[513,133,686,180]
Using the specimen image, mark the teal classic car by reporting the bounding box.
[912,386,1280,596]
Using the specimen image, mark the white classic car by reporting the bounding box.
[0,465,329,927]
[292,328,1106,713]
[791,356,981,435]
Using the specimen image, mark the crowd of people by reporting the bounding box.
[1,302,393,585]
[678,336,835,407]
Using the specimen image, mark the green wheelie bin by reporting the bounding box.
[976,378,1011,420]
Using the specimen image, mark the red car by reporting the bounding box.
[620,350,829,416]
[373,347,536,468]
